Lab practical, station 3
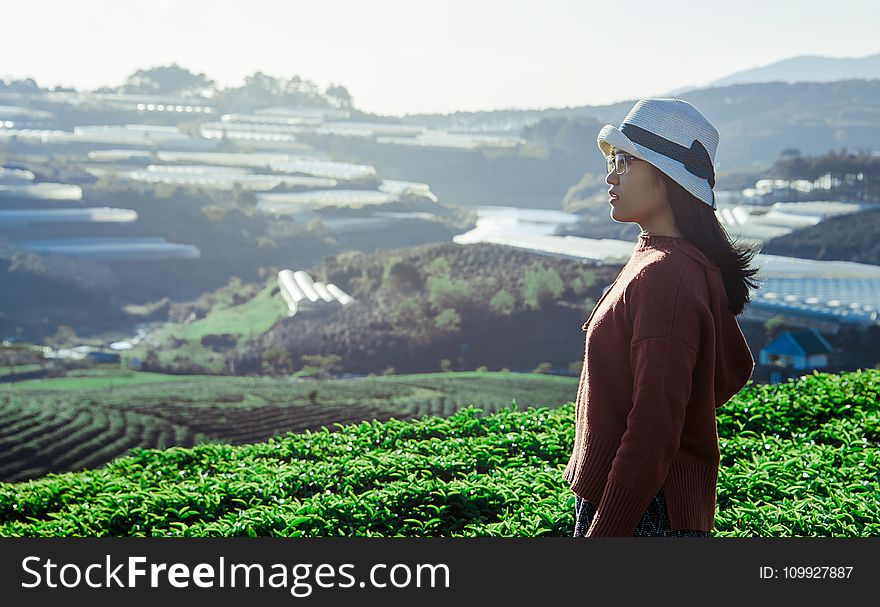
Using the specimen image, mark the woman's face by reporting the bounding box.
[605,148,670,226]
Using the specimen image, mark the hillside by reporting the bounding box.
[333,80,880,214]
[0,238,132,338]
[707,53,880,88]
[127,241,615,376]
[0,368,876,537]
[0,180,472,342]
[398,79,880,174]
[761,207,880,265]
[8,76,880,348]
[306,124,599,210]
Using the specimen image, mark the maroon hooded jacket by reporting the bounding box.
[562,232,755,536]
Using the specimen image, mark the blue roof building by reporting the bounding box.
[758,328,835,384]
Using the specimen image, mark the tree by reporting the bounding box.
[142,350,161,372]
[349,269,379,297]
[46,325,77,349]
[212,71,330,112]
[235,189,258,209]
[385,261,424,293]
[0,78,41,94]
[434,308,461,333]
[571,269,596,296]
[261,347,294,376]
[123,64,215,96]
[300,354,342,380]
[386,297,431,346]
[489,289,516,315]
[532,362,552,374]
[521,267,564,310]
[427,275,471,309]
[200,205,226,223]
[325,84,353,109]
[307,218,328,235]
[425,256,451,278]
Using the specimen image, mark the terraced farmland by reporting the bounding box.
[0,399,202,482]
[0,369,578,483]
[0,368,876,537]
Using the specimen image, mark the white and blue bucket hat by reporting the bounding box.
[598,98,720,209]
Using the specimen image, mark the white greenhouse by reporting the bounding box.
[277,269,356,317]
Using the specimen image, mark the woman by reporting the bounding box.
[562,98,761,537]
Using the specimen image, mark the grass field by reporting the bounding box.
[4,368,219,391]
[176,283,288,341]
[120,280,289,372]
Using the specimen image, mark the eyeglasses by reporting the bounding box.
[606,152,640,175]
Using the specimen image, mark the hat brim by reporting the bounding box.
[597,124,716,209]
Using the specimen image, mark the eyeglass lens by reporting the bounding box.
[607,153,626,174]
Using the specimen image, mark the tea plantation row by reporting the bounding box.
[0,369,876,537]
[0,370,576,482]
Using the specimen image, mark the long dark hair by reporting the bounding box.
[655,169,763,316]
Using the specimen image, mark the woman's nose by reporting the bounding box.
[606,170,619,185]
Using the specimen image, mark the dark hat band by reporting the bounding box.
[620,123,715,188]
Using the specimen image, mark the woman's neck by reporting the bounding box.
[639,228,683,238]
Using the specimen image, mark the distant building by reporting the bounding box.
[715,200,872,246]
[277,269,356,317]
[19,237,200,261]
[757,328,834,384]
[87,351,121,364]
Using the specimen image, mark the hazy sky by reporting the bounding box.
[3,0,878,116]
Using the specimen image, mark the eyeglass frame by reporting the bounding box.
[606,151,641,175]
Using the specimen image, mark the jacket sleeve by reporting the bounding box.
[585,264,703,537]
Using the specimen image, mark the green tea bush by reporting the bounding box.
[0,369,876,537]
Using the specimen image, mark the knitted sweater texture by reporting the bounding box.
[562,232,755,537]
